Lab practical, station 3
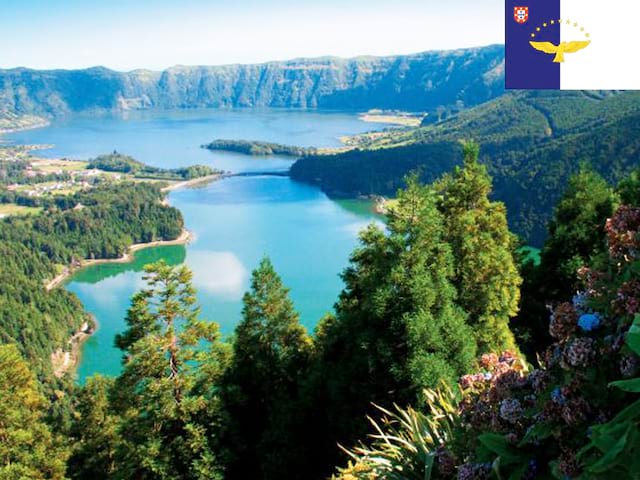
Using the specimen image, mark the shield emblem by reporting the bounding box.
[514,6,529,24]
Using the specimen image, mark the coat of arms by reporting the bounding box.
[514,6,529,24]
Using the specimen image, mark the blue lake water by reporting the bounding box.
[6,109,388,382]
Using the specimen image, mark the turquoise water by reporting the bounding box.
[8,109,387,382]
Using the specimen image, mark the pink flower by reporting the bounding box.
[549,303,578,340]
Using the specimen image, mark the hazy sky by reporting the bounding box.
[0,0,504,71]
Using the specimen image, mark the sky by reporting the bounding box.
[0,0,504,71]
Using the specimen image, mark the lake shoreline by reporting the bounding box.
[162,173,227,192]
[0,118,51,135]
[51,319,95,379]
[47,170,224,379]
[359,112,423,127]
[21,108,385,381]
[47,228,193,378]
[45,228,193,291]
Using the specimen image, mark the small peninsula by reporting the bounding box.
[88,151,221,180]
[203,139,317,157]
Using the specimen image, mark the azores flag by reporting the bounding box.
[506,0,639,89]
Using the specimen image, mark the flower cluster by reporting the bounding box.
[549,302,578,340]
[606,205,640,261]
[563,337,596,368]
[456,462,491,480]
[434,205,640,479]
[457,352,528,437]
[613,279,640,316]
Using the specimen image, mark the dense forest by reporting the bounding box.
[87,152,219,180]
[291,90,640,246]
[0,182,183,383]
[203,139,317,157]
[2,143,639,479]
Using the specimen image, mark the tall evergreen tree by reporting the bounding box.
[436,141,521,353]
[221,257,312,480]
[616,166,639,210]
[67,376,120,480]
[308,175,476,475]
[538,166,617,300]
[516,167,617,358]
[0,344,68,480]
[111,261,230,480]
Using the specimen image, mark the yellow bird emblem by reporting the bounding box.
[529,40,591,62]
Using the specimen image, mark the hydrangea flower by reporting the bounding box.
[457,462,491,480]
[564,337,596,368]
[578,313,601,332]
[549,303,578,340]
[572,292,588,314]
[499,398,523,424]
[551,387,566,405]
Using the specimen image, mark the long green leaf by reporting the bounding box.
[609,378,640,392]
[478,433,524,463]
[626,331,640,356]
[586,426,630,473]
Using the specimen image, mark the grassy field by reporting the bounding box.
[13,181,85,196]
[31,159,88,173]
[0,203,42,217]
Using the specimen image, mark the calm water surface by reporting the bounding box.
[8,109,387,382]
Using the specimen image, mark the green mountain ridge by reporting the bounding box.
[0,45,504,117]
[290,90,640,245]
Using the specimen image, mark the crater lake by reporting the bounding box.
[5,108,388,382]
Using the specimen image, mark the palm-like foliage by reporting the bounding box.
[334,383,459,480]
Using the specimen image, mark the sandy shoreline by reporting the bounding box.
[45,228,193,291]
[161,173,226,192]
[0,119,51,135]
[51,320,94,378]
[359,113,423,127]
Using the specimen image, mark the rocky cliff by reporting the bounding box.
[0,45,504,117]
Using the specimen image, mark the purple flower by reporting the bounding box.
[499,398,523,424]
[457,462,491,480]
[564,337,596,368]
[578,313,601,332]
[620,354,640,378]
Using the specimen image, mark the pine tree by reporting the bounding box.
[309,175,476,473]
[112,261,230,480]
[436,141,521,353]
[538,166,617,300]
[516,167,617,357]
[221,257,312,480]
[0,344,68,480]
[617,166,640,206]
[67,376,120,480]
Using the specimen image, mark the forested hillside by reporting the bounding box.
[291,90,640,245]
[0,183,183,381]
[2,146,640,479]
[0,45,504,117]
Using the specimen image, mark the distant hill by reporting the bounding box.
[0,45,504,117]
[0,109,48,133]
[291,90,640,245]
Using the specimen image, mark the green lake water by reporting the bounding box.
[7,109,387,382]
